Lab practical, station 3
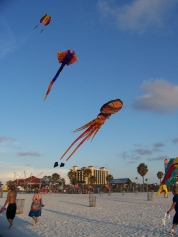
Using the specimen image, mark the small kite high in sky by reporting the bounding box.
[34,14,51,33]
[58,99,123,162]
[44,50,78,101]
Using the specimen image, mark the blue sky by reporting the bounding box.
[0,0,178,185]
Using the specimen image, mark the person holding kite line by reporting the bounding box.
[167,186,178,235]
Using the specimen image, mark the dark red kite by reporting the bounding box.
[59,99,123,161]
[44,50,78,101]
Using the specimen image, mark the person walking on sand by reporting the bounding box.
[29,188,44,226]
[167,186,178,235]
[2,185,17,229]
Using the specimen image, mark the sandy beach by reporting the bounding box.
[0,192,175,237]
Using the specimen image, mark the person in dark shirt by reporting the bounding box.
[167,186,178,235]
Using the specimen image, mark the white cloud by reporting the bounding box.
[133,79,178,113]
[0,17,17,58]
[98,0,178,33]
[0,162,70,185]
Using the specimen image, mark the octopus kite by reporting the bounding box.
[156,157,178,197]
[58,99,123,162]
[34,14,51,33]
[44,50,78,101]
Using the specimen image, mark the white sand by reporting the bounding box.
[0,192,175,237]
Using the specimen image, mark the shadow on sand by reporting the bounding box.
[0,213,40,237]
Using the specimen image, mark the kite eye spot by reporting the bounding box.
[70,50,74,53]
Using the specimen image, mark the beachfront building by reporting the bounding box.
[109,178,132,188]
[71,166,109,185]
[14,176,41,190]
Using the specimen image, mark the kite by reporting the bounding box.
[44,50,78,101]
[34,14,51,33]
[58,99,123,162]
[156,157,178,197]
[54,162,65,168]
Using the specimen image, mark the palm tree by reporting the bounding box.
[89,176,96,185]
[52,173,60,182]
[71,177,78,186]
[89,176,96,192]
[68,170,75,181]
[61,178,66,186]
[6,180,14,188]
[106,174,113,184]
[83,169,92,185]
[157,171,164,184]
[137,163,148,192]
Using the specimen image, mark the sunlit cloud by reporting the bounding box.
[98,0,178,33]
[133,79,178,113]
[17,152,41,157]
[0,162,70,184]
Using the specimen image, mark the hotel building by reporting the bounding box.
[71,165,109,185]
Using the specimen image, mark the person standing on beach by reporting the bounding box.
[29,188,44,226]
[2,185,17,228]
[167,186,178,235]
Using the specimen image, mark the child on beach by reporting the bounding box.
[167,186,178,235]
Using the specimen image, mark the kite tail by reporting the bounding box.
[73,118,99,133]
[60,125,95,160]
[44,65,64,101]
[40,28,44,33]
[34,24,38,29]
[90,124,103,141]
[66,126,98,161]
[44,80,55,101]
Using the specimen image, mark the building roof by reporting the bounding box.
[14,176,41,184]
[109,178,132,184]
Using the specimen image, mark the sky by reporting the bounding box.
[0,0,178,185]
